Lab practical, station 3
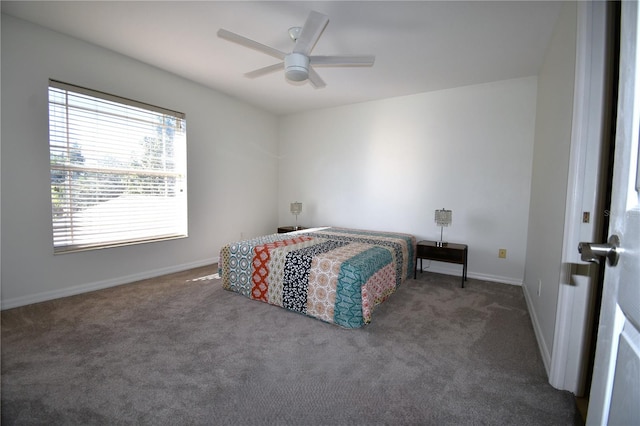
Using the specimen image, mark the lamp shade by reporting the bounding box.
[290,202,302,215]
[434,209,452,227]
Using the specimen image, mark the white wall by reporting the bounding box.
[1,15,279,309]
[278,77,538,285]
[523,2,577,371]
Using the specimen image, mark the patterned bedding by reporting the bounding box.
[218,227,416,328]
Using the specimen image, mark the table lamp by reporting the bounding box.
[434,208,452,247]
[290,202,302,230]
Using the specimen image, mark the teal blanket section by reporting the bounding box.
[325,228,416,280]
[307,230,415,286]
[334,246,393,328]
[224,242,254,297]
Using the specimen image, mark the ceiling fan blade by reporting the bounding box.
[307,67,326,89]
[217,29,286,60]
[244,62,285,79]
[293,11,329,56]
[310,55,376,66]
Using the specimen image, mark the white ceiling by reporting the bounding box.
[1,1,563,116]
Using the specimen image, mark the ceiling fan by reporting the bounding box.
[217,11,375,88]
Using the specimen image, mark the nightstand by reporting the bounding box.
[277,226,306,233]
[415,240,468,287]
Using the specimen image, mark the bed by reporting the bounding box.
[218,227,416,328]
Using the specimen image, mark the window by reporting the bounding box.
[48,80,188,253]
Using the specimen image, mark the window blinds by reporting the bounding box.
[48,80,188,253]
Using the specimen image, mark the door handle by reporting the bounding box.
[578,235,620,266]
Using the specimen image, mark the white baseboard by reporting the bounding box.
[416,263,523,286]
[522,281,552,374]
[4,259,521,310]
[1,257,219,310]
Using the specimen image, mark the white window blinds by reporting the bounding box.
[48,80,188,253]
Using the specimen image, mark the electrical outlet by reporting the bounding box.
[498,249,507,259]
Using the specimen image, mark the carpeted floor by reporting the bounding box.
[1,265,578,425]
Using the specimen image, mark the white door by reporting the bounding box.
[585,1,640,424]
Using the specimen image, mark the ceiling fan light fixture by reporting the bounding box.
[284,53,309,81]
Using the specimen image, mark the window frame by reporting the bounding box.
[48,80,188,253]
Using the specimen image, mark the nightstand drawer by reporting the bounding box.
[417,244,465,263]
[415,240,468,287]
[277,226,306,233]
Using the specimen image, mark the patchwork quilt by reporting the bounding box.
[219,227,416,328]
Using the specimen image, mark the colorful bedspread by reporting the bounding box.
[219,227,416,328]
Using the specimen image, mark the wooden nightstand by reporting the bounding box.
[277,226,306,233]
[415,240,468,287]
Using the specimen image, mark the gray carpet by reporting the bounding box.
[1,265,578,425]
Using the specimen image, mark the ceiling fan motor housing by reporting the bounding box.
[285,53,309,81]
